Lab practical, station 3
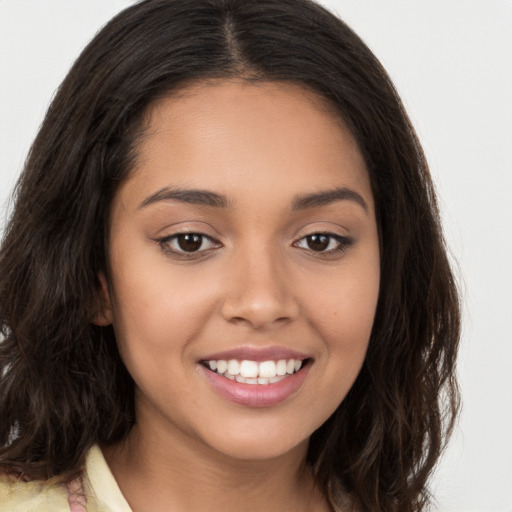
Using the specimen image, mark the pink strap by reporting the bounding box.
[67,476,87,512]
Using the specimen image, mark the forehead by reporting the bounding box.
[118,80,372,213]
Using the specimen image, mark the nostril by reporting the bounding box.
[221,295,299,329]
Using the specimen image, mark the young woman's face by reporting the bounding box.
[101,81,380,461]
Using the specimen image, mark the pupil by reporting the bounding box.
[308,234,329,251]
[178,234,202,252]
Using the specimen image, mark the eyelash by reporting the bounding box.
[156,232,221,257]
[293,233,354,256]
[155,231,353,258]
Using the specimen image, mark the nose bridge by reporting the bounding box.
[221,237,298,328]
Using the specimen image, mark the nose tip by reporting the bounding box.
[220,251,299,330]
[222,295,294,330]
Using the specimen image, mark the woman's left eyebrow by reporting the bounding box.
[292,187,368,213]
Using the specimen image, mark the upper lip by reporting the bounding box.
[200,346,311,362]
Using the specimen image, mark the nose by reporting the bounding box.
[220,243,300,330]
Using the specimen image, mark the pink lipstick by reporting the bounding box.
[199,347,311,407]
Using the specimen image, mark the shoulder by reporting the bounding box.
[0,473,71,512]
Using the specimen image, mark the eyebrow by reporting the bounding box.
[139,187,231,209]
[139,185,368,213]
[292,187,368,213]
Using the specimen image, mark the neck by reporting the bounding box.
[103,420,326,512]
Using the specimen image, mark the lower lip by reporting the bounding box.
[200,364,310,408]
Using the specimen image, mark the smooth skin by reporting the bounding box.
[97,80,380,512]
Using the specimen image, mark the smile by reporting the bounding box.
[204,358,305,385]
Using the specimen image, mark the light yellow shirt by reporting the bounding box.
[0,445,132,512]
[0,446,348,511]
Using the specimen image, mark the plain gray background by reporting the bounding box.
[1,1,511,510]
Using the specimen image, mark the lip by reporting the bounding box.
[199,359,311,408]
[200,346,310,363]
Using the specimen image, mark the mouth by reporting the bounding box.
[201,357,311,385]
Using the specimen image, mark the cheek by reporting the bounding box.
[107,265,218,411]
[111,272,213,350]
[305,277,378,424]
[302,251,380,392]
[107,245,235,376]
[308,262,379,347]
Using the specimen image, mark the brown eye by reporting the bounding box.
[294,232,353,255]
[157,232,220,256]
[306,234,330,251]
[177,233,203,252]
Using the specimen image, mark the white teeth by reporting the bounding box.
[206,357,307,384]
[234,374,259,384]
[276,359,287,376]
[240,360,259,378]
[259,360,277,378]
[227,360,240,376]
[216,360,227,374]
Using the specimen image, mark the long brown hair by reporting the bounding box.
[0,1,460,510]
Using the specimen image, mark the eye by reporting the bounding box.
[294,233,353,254]
[157,232,220,255]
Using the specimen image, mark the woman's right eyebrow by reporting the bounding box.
[139,187,231,209]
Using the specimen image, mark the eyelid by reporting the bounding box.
[154,228,353,259]
[293,231,354,255]
[155,231,222,257]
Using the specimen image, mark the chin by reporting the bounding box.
[195,419,313,463]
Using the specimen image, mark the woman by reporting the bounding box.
[0,1,460,510]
